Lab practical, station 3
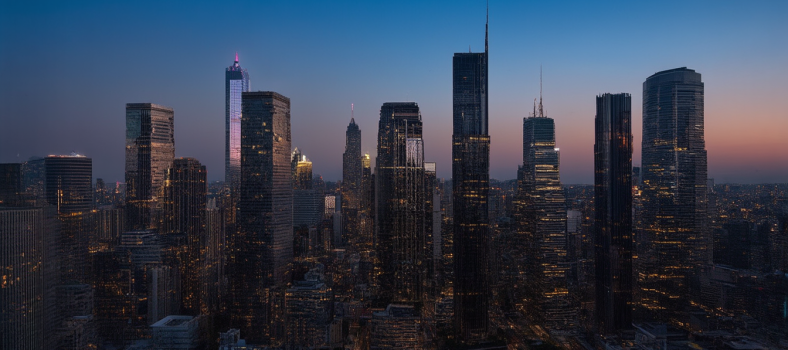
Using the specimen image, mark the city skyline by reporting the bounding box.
[1,1,787,185]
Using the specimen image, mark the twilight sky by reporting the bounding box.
[1,0,787,184]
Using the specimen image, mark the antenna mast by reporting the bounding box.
[538,66,544,118]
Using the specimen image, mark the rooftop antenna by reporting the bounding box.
[485,0,488,54]
[351,103,354,123]
[538,66,544,118]
[235,52,238,63]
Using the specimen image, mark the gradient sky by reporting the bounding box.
[1,0,787,184]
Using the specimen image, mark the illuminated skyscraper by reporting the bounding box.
[225,53,250,214]
[639,67,708,320]
[230,91,292,344]
[594,93,633,334]
[160,157,207,315]
[452,11,490,341]
[375,102,427,304]
[125,103,175,230]
[519,92,574,331]
[342,110,362,246]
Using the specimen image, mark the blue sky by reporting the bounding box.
[1,0,786,183]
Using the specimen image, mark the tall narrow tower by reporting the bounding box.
[342,106,362,246]
[225,53,250,220]
[452,8,490,342]
[594,93,633,334]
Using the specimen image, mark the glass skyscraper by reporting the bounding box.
[230,91,292,344]
[225,53,250,220]
[375,102,427,304]
[518,101,573,332]
[594,93,633,334]
[452,13,490,342]
[639,67,708,321]
[125,103,175,230]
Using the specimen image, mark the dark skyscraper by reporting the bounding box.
[639,67,707,320]
[452,11,489,341]
[125,103,175,230]
[594,93,633,334]
[45,154,93,284]
[342,109,362,246]
[160,157,207,315]
[375,102,427,304]
[225,53,250,205]
[518,95,573,331]
[230,91,292,344]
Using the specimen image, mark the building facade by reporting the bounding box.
[639,68,708,320]
[125,103,175,230]
[594,93,633,334]
[452,15,490,341]
[230,91,292,344]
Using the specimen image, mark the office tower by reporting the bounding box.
[342,110,362,246]
[424,162,438,292]
[125,103,175,230]
[0,207,44,350]
[293,153,313,190]
[151,315,201,350]
[0,163,25,206]
[639,68,707,319]
[44,154,93,283]
[161,157,207,315]
[230,91,292,344]
[519,94,573,331]
[370,304,422,349]
[203,207,225,316]
[285,268,330,348]
[452,11,489,341]
[375,102,427,304]
[594,93,633,334]
[225,53,250,214]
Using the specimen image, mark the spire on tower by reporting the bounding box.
[485,0,489,53]
[538,66,545,118]
[351,103,355,124]
[235,52,239,63]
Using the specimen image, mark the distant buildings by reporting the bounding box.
[594,93,633,334]
[125,103,175,230]
[639,67,708,320]
[452,14,490,342]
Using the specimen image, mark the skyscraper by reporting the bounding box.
[225,53,250,213]
[639,67,708,320]
[125,103,175,230]
[452,11,490,341]
[44,154,93,284]
[342,109,362,246]
[518,94,573,331]
[594,93,633,334]
[375,102,427,304]
[160,157,207,315]
[230,91,292,344]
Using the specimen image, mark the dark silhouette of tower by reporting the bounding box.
[342,107,362,246]
[594,93,633,334]
[230,91,292,344]
[375,102,427,304]
[452,9,490,342]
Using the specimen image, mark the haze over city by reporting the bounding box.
[1,0,786,183]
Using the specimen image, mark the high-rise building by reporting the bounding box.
[342,110,362,246]
[639,68,708,320]
[45,154,93,284]
[375,102,427,304]
[161,157,207,315]
[225,53,250,214]
[518,93,574,331]
[125,103,175,230]
[0,207,45,350]
[230,91,292,344]
[452,11,490,341]
[285,268,330,348]
[293,154,313,190]
[594,93,633,334]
